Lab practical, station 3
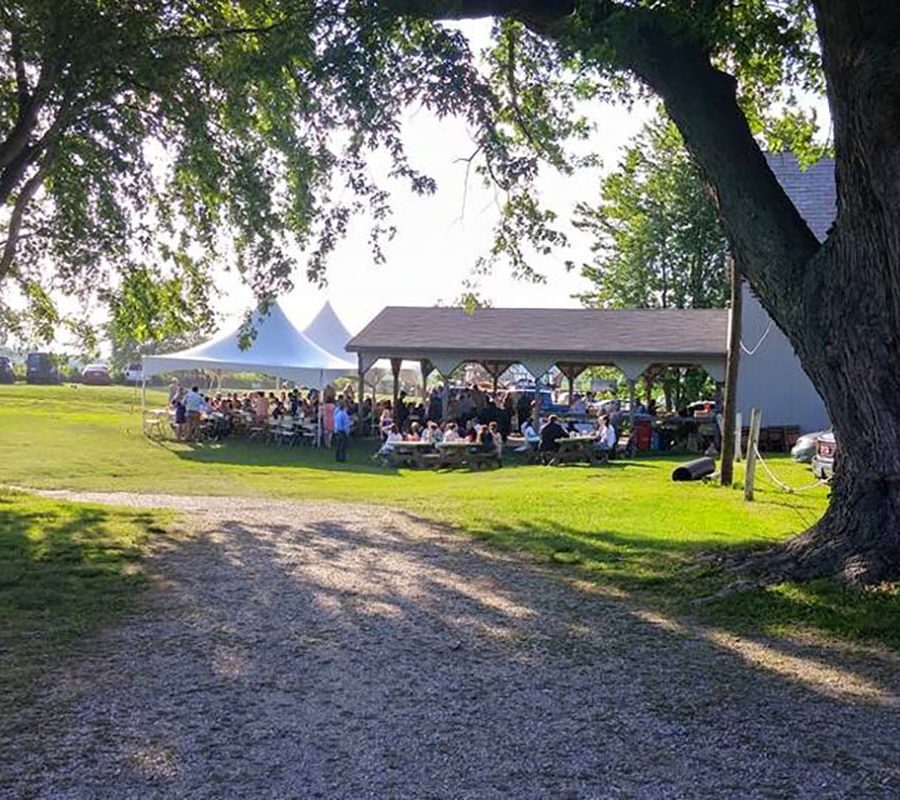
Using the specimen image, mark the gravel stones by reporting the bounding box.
[2,492,898,799]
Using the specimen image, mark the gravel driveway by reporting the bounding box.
[2,492,898,799]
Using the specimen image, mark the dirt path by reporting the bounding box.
[2,492,898,799]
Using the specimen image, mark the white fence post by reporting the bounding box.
[744,407,762,501]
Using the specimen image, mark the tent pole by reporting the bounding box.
[317,369,323,447]
[357,356,365,439]
[140,378,147,435]
[391,358,402,416]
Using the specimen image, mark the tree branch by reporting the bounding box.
[380,1,574,25]
[0,151,53,282]
[9,24,31,109]
[611,11,820,317]
[0,90,76,208]
[0,55,61,172]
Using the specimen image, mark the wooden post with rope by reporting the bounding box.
[744,406,762,501]
[720,251,742,486]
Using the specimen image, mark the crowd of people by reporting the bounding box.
[372,384,620,460]
[164,377,623,463]
[166,379,362,449]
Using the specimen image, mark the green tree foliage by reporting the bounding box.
[573,112,728,311]
[0,0,547,340]
[571,111,729,409]
[103,262,215,373]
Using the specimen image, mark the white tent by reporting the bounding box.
[142,301,355,385]
[302,300,355,364]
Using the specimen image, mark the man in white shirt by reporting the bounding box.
[184,386,204,439]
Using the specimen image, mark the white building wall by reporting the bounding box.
[735,283,830,433]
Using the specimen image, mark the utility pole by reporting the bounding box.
[720,250,742,486]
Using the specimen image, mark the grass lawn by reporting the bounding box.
[1,383,897,650]
[0,488,177,688]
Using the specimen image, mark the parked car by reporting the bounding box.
[25,352,59,384]
[791,430,829,463]
[0,356,15,384]
[811,432,836,479]
[124,362,143,383]
[81,363,111,385]
[687,399,717,418]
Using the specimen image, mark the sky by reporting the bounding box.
[223,19,656,336]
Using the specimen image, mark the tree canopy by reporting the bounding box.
[574,111,728,311]
[1,0,821,341]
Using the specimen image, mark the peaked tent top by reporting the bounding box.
[302,300,355,363]
[142,301,355,384]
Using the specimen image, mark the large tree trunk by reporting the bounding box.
[763,0,900,584]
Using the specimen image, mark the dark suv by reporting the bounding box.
[0,356,14,384]
[25,352,59,384]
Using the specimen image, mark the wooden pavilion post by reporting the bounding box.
[420,359,433,403]
[442,376,450,421]
[721,252,742,486]
[390,357,402,413]
[357,354,366,437]
[628,378,637,429]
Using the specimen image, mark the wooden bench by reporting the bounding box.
[436,441,502,470]
[386,441,438,469]
[544,436,605,466]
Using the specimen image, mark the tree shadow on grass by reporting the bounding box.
[160,437,662,478]
[0,493,167,655]
[159,438,402,476]
[458,514,900,652]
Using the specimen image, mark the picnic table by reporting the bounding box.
[435,440,501,470]
[546,435,606,466]
[382,440,502,470]
[387,440,440,469]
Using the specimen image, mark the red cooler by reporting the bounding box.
[634,419,652,451]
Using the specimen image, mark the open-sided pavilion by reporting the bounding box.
[346,306,730,419]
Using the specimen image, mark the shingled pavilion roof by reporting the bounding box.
[347,307,729,382]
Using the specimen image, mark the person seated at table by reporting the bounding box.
[477,421,502,457]
[513,419,540,454]
[594,415,617,452]
[420,421,440,444]
[464,419,479,442]
[407,421,421,441]
[379,403,393,440]
[375,423,403,458]
[539,414,566,453]
[520,419,540,445]
[442,422,461,442]
[565,420,579,437]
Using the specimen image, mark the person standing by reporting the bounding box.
[333,401,351,462]
[183,385,204,440]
